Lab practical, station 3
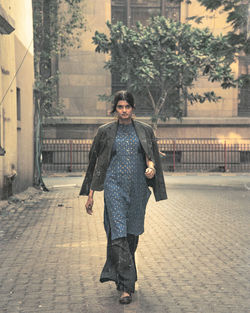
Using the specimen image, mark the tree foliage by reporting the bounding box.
[32,0,86,117]
[93,16,236,129]
[32,0,86,187]
[180,0,250,54]
[177,0,250,113]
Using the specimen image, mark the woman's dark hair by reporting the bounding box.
[110,90,135,114]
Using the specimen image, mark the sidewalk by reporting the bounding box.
[43,171,250,177]
[0,179,249,313]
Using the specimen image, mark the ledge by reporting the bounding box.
[44,116,250,127]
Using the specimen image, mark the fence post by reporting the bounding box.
[70,140,73,172]
[173,139,176,171]
[224,140,227,172]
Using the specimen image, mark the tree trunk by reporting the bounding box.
[32,0,51,190]
[33,93,48,191]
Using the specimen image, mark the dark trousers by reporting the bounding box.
[100,234,139,293]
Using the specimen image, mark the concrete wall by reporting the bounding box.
[43,0,249,143]
[155,118,250,139]
[0,1,34,199]
[57,0,239,120]
[13,0,34,194]
[59,0,111,118]
[180,0,238,118]
[43,116,250,141]
[0,2,17,199]
[14,37,34,193]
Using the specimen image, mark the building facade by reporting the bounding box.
[0,1,34,199]
[44,0,250,141]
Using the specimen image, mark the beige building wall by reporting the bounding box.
[180,0,238,118]
[59,0,111,118]
[43,0,250,142]
[0,2,17,199]
[13,0,34,194]
[59,0,238,121]
[0,1,34,199]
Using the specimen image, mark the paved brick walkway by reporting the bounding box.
[0,179,249,313]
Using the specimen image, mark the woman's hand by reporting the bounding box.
[85,189,94,215]
[85,196,94,215]
[145,156,156,179]
[145,167,156,179]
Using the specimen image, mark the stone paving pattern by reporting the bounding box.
[0,179,249,313]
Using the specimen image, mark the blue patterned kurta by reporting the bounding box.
[104,123,151,240]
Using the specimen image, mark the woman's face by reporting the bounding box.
[116,100,133,122]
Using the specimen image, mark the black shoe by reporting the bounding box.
[119,294,132,305]
[116,282,122,291]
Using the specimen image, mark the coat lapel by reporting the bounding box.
[133,120,149,157]
[105,121,118,158]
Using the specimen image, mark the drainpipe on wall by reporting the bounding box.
[0,106,6,156]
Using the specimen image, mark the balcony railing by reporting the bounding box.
[42,138,250,173]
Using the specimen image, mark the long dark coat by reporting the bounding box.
[79,119,167,201]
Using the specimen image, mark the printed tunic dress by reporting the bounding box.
[104,122,151,240]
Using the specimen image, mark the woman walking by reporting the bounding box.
[80,90,167,304]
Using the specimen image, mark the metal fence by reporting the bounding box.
[42,138,250,173]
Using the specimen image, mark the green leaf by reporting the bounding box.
[93,14,236,125]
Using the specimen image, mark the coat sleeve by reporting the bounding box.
[79,128,102,196]
[148,128,168,201]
